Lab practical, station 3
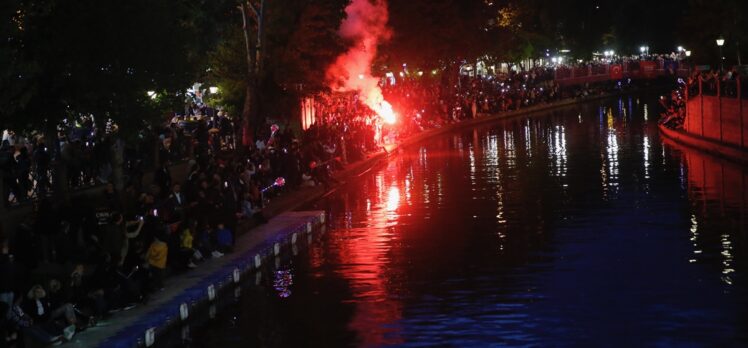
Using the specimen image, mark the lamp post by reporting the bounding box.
[716,36,725,71]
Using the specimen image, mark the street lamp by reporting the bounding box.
[685,50,692,57]
[716,36,725,71]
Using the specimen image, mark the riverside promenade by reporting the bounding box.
[61,90,654,348]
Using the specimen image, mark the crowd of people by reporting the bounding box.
[0,57,677,347]
[0,102,362,346]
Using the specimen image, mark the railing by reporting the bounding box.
[554,60,690,86]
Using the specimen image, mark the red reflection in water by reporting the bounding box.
[386,186,400,212]
[663,136,748,285]
[324,174,406,346]
[664,137,748,208]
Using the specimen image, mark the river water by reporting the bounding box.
[190,95,748,347]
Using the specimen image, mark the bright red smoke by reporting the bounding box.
[326,0,396,124]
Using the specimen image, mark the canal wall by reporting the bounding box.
[685,95,748,149]
[658,125,748,164]
[71,211,325,348]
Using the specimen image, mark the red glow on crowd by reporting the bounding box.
[325,0,394,124]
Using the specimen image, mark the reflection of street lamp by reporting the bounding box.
[716,37,725,71]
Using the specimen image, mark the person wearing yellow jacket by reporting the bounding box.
[180,226,201,269]
[146,234,168,290]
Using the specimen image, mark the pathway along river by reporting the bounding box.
[189,94,748,346]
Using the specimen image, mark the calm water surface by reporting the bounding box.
[190,95,748,347]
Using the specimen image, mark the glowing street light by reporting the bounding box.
[677,46,684,52]
[685,50,692,57]
[209,86,219,94]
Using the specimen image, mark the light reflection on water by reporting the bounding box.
[191,95,748,347]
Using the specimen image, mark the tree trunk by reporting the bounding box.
[241,83,254,148]
[239,2,255,150]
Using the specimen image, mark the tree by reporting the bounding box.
[0,0,217,135]
[209,0,347,141]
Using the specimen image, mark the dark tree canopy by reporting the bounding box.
[208,0,347,122]
[0,0,233,133]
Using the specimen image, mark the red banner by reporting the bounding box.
[640,61,658,78]
[609,64,623,80]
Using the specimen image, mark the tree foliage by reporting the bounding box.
[0,0,229,134]
[383,0,492,69]
[208,0,347,125]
